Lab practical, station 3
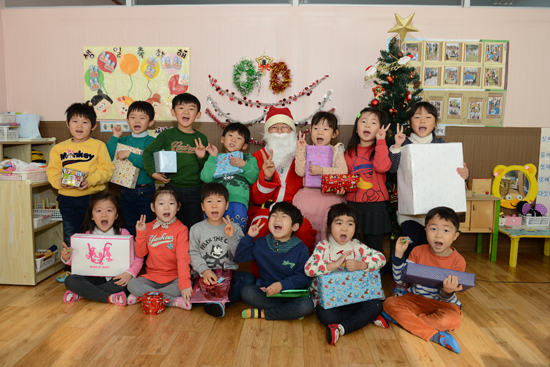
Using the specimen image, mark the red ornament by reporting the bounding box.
[406,91,412,102]
[386,75,394,84]
[397,51,404,58]
[389,107,398,118]
[370,99,380,108]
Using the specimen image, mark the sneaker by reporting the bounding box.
[326,324,340,345]
[57,271,70,283]
[437,331,461,353]
[204,302,225,318]
[381,311,397,324]
[373,314,389,328]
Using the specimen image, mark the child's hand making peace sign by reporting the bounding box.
[376,124,391,140]
[248,222,265,237]
[136,215,147,232]
[222,215,235,237]
[297,131,308,148]
[260,149,276,181]
[394,123,407,148]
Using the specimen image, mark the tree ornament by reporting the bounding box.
[372,85,385,98]
[387,75,394,84]
[389,107,398,118]
[413,80,421,89]
[370,99,380,108]
[255,52,274,75]
[232,58,261,97]
[406,90,412,102]
[398,103,406,110]
[386,89,392,96]
[365,65,377,78]
[387,13,419,42]
[397,51,404,58]
[269,61,292,94]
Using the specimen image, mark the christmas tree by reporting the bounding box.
[366,36,423,245]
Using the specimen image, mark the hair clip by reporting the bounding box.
[357,112,362,118]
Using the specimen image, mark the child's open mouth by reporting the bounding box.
[434,241,443,248]
[363,131,371,137]
[210,211,219,217]
[340,234,347,242]
[316,138,324,144]
[101,220,108,227]
[163,213,171,218]
[274,225,282,231]
[419,127,427,133]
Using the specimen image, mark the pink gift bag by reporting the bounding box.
[190,269,234,304]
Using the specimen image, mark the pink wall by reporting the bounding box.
[1,5,549,127]
[0,6,8,113]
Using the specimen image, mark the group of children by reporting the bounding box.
[46,91,469,352]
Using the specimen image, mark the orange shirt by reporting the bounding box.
[409,244,466,272]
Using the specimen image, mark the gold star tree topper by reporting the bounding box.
[387,13,419,42]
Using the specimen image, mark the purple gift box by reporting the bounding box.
[402,263,475,291]
[305,145,333,188]
[318,269,384,309]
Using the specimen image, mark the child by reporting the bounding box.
[388,102,469,258]
[293,111,347,243]
[61,192,143,305]
[46,102,114,282]
[127,186,192,309]
[305,203,387,345]
[235,202,314,320]
[344,107,391,254]
[383,206,466,354]
[143,93,208,229]
[189,183,256,317]
[200,123,259,231]
[107,100,156,238]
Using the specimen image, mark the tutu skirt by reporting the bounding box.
[293,187,345,243]
[347,201,391,235]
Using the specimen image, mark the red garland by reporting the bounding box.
[269,61,292,95]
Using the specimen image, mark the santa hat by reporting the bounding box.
[264,106,295,133]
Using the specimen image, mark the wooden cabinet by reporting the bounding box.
[0,139,65,285]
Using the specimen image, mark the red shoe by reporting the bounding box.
[326,324,341,345]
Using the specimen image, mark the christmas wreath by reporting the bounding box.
[232,58,261,97]
[269,61,292,94]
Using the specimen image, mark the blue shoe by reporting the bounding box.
[204,302,225,318]
[437,331,461,353]
[381,311,397,324]
[56,271,70,283]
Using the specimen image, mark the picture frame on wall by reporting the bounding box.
[445,42,461,61]
[444,66,460,86]
[428,97,443,121]
[484,67,503,88]
[467,98,483,123]
[487,93,503,118]
[448,94,463,119]
[425,42,442,61]
[463,67,481,87]
[485,43,503,63]
[403,42,422,61]
[423,66,441,86]
[464,42,482,63]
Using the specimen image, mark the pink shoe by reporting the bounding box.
[127,294,139,305]
[109,292,127,306]
[173,297,192,310]
[63,290,81,304]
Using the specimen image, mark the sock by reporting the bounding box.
[338,324,345,336]
[127,294,139,305]
[241,309,264,319]
[430,331,461,354]
[108,292,126,305]
[173,297,192,310]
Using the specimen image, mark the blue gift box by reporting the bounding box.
[213,152,244,179]
[317,269,384,309]
[154,151,177,173]
[402,263,475,291]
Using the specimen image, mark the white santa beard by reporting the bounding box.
[263,131,297,171]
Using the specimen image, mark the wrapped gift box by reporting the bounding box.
[61,168,86,187]
[154,150,177,173]
[397,143,467,215]
[321,174,360,194]
[305,145,333,188]
[402,263,475,291]
[70,234,134,277]
[213,151,244,179]
[190,269,234,303]
[318,269,384,309]
[110,143,142,189]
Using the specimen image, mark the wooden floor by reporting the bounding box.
[1,251,550,367]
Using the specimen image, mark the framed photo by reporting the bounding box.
[487,93,503,118]
[463,67,481,87]
[448,94,463,119]
[444,66,460,86]
[467,98,483,123]
[464,42,482,63]
[485,43,503,63]
[423,66,441,87]
[425,42,442,61]
[403,42,422,62]
[445,42,461,61]
[428,97,443,121]
[484,67,503,88]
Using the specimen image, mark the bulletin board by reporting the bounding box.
[83,46,190,121]
[402,39,508,127]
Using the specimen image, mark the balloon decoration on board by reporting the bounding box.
[161,53,184,76]
[97,51,117,73]
[168,74,189,95]
[140,56,161,98]
[84,66,104,92]
[119,53,140,96]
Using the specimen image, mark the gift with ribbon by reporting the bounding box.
[321,174,360,194]
[137,291,171,315]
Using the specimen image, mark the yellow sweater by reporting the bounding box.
[46,138,114,197]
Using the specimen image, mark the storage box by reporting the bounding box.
[317,269,384,309]
[504,215,522,226]
[213,152,244,179]
[469,178,492,196]
[70,234,134,277]
[34,202,63,221]
[401,262,475,291]
[0,168,48,183]
[154,150,177,173]
[110,143,142,189]
[305,145,333,188]
[0,126,19,141]
[33,214,51,228]
[35,249,57,272]
[397,143,467,215]
[0,114,17,124]
[521,216,550,227]
[61,168,86,187]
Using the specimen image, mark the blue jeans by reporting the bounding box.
[316,299,383,334]
[57,194,90,246]
[167,185,202,229]
[227,271,256,307]
[241,284,314,320]
[120,184,155,237]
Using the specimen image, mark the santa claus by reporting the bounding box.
[248,107,318,263]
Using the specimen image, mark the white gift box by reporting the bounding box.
[70,234,134,277]
[154,150,177,173]
[397,143,467,215]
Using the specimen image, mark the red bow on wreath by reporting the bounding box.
[259,64,271,73]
